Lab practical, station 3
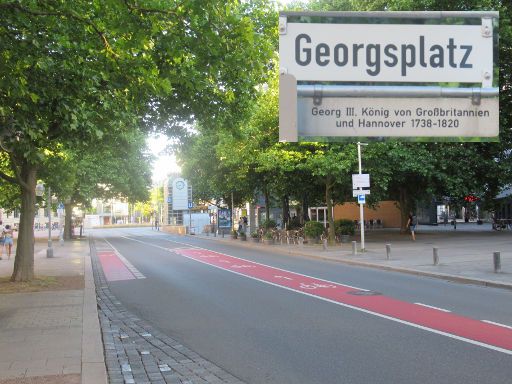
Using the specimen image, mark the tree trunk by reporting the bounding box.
[325,180,336,245]
[11,163,37,282]
[281,195,290,229]
[302,193,309,224]
[64,203,73,240]
[264,186,270,223]
[398,187,412,233]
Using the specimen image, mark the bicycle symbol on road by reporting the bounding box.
[231,265,256,269]
[299,282,338,290]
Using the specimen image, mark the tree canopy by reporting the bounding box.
[0,0,277,280]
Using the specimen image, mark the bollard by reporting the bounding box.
[386,244,391,260]
[433,247,439,266]
[493,252,501,273]
[221,230,225,238]
[322,238,328,250]
[352,241,357,255]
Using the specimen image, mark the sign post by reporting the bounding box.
[355,143,369,251]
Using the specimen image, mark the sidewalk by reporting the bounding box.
[0,235,106,384]
[194,223,512,290]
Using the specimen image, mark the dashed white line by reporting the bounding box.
[482,320,512,330]
[414,303,451,312]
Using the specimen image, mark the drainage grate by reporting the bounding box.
[347,290,382,296]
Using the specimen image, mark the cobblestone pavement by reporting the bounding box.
[90,239,245,384]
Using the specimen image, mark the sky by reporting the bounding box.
[147,135,179,184]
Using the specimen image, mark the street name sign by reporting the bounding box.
[279,12,499,142]
[280,23,493,84]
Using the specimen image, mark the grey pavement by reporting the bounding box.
[194,222,512,290]
[0,233,105,384]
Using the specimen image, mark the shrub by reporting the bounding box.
[304,221,324,239]
[264,231,274,240]
[261,219,277,229]
[334,219,355,236]
[250,231,259,238]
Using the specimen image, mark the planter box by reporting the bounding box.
[340,235,351,243]
[250,237,260,243]
[239,236,247,241]
[263,239,274,245]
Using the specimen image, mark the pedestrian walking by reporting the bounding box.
[407,212,417,241]
[0,220,4,260]
[2,224,14,260]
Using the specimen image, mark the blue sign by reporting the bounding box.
[58,203,64,209]
[357,194,366,204]
[167,196,172,203]
[188,202,194,209]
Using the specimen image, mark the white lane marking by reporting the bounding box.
[103,238,146,279]
[275,275,293,280]
[482,320,512,330]
[414,303,451,312]
[121,235,512,355]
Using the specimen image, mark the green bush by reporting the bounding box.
[334,219,355,236]
[261,219,277,229]
[250,231,259,238]
[304,221,324,239]
[264,231,274,240]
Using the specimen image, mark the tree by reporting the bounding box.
[0,0,276,281]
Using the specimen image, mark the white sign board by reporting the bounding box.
[353,190,371,197]
[298,97,498,139]
[352,174,370,189]
[172,178,189,210]
[280,23,493,83]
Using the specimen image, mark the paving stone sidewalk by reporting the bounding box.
[90,238,245,384]
[0,237,105,384]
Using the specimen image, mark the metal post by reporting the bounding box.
[352,241,357,255]
[322,238,328,250]
[386,244,391,260]
[433,247,439,266]
[357,142,366,252]
[59,207,64,246]
[493,252,501,273]
[47,187,53,258]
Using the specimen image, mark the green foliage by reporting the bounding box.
[334,219,355,236]
[251,231,260,238]
[304,220,324,239]
[261,219,277,229]
[264,231,274,240]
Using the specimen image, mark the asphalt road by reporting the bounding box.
[93,228,512,384]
